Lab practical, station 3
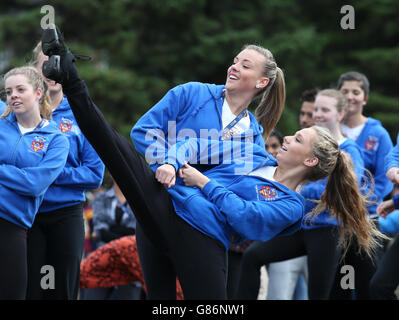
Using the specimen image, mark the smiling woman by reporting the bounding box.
[0,66,69,299]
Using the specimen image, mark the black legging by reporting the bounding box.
[369,235,399,299]
[328,219,387,300]
[63,80,228,299]
[0,217,27,300]
[236,227,341,300]
[26,203,85,300]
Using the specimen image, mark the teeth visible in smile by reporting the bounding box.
[13,102,22,106]
[229,75,238,80]
[282,145,287,151]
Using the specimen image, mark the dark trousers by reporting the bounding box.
[0,218,27,300]
[64,80,228,299]
[369,235,399,299]
[26,203,85,300]
[329,219,387,300]
[227,250,244,300]
[236,227,341,300]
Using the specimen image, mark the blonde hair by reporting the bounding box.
[243,44,286,140]
[1,66,52,119]
[32,41,43,68]
[316,89,348,113]
[306,126,388,257]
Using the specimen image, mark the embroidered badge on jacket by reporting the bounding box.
[256,185,278,201]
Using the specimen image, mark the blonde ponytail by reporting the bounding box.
[242,44,286,139]
[306,126,389,257]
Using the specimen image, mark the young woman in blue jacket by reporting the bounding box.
[40,26,384,299]
[236,89,367,300]
[0,66,69,299]
[329,71,394,300]
[24,43,105,300]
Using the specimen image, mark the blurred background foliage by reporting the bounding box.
[0,0,398,141]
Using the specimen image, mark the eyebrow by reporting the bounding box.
[234,57,254,64]
[5,84,26,90]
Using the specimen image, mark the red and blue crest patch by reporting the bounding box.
[31,137,46,152]
[365,136,379,151]
[256,185,278,201]
[59,118,73,133]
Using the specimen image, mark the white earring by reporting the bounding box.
[255,84,260,88]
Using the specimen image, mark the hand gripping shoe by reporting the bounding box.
[41,24,90,85]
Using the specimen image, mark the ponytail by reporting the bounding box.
[242,44,286,139]
[310,150,388,257]
[256,67,286,140]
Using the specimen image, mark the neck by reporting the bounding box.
[50,90,64,110]
[330,125,344,141]
[16,112,42,129]
[343,113,367,128]
[225,90,252,116]
[273,166,306,191]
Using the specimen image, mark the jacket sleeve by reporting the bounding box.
[130,84,189,172]
[0,134,69,197]
[384,133,399,171]
[201,180,303,241]
[374,131,394,200]
[52,137,105,190]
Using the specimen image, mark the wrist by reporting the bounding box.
[197,177,210,189]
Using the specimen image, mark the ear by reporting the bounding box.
[363,95,369,105]
[36,87,43,101]
[337,110,346,122]
[256,77,270,89]
[304,156,319,168]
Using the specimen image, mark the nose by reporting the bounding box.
[10,90,18,100]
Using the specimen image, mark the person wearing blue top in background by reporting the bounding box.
[370,140,399,299]
[236,89,366,300]
[329,71,394,300]
[25,42,105,300]
[40,25,386,300]
[0,66,69,299]
[0,99,6,113]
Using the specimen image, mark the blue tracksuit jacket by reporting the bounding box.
[0,113,69,228]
